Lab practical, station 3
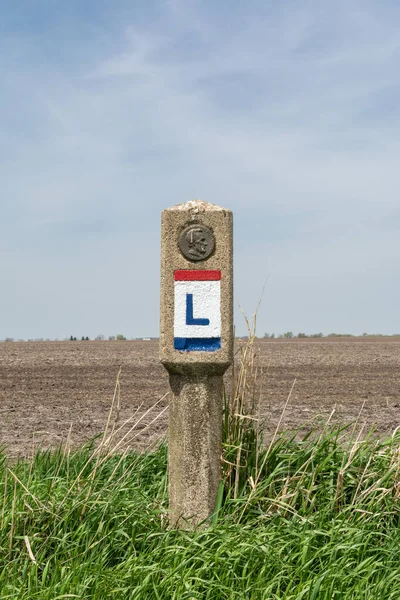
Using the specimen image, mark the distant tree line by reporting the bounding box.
[2,332,399,342]
[263,332,324,339]
[1,334,129,342]
[69,334,127,341]
[262,332,399,339]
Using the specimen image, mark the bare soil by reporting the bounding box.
[0,339,399,458]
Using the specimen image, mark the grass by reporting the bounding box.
[1,426,400,599]
[1,335,400,598]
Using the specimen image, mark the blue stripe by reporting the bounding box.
[174,338,221,352]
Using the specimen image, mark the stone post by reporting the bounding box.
[160,200,233,528]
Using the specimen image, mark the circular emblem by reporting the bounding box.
[178,224,215,262]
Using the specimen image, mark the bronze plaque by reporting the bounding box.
[178,224,215,262]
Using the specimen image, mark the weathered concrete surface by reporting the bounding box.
[160,199,233,375]
[160,200,234,528]
[168,374,223,527]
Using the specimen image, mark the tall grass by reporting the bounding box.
[1,335,400,598]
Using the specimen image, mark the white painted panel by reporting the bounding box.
[174,280,221,339]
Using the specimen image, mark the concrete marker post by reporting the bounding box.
[160,200,233,527]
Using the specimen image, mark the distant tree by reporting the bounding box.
[283,332,294,339]
[298,333,307,338]
[310,333,324,338]
[95,334,105,341]
[362,332,368,336]
[5,337,14,342]
[108,335,116,341]
[328,333,352,337]
[116,334,126,341]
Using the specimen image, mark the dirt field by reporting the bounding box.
[0,339,399,458]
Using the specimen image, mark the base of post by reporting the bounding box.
[168,373,223,528]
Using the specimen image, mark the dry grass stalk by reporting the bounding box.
[57,390,168,513]
[9,479,17,559]
[1,466,8,531]
[235,378,296,523]
[7,468,47,511]
[24,535,37,565]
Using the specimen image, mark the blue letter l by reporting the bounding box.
[186,294,210,326]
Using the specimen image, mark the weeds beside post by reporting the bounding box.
[221,312,262,511]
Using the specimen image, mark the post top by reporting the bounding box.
[165,199,231,214]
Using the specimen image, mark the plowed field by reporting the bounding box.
[0,339,399,458]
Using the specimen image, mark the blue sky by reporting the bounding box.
[1,0,399,339]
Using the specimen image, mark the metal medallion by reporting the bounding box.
[178,224,215,262]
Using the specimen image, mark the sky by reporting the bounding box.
[1,0,399,340]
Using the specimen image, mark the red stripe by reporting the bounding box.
[174,270,221,281]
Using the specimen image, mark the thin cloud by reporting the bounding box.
[0,0,398,337]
